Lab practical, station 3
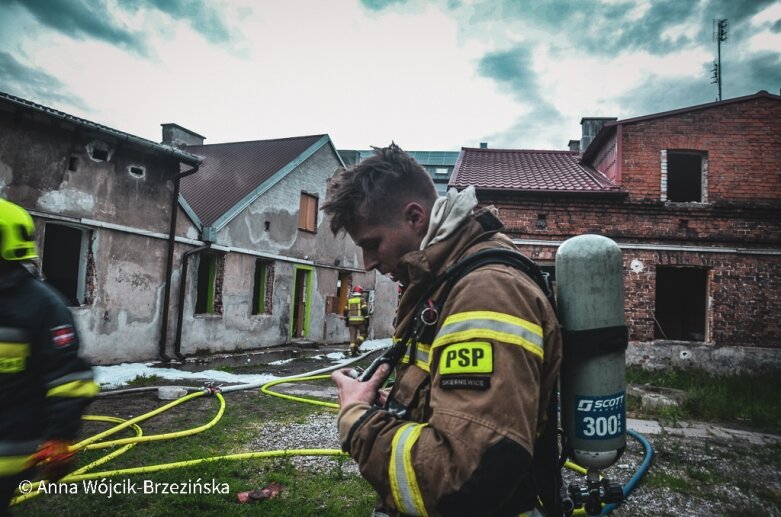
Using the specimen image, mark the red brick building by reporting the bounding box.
[450,91,781,373]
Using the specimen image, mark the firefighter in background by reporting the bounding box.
[344,285,369,357]
[0,199,99,514]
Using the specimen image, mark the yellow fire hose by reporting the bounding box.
[13,370,606,515]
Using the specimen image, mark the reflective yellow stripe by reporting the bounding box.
[433,311,544,359]
[47,380,100,398]
[401,343,431,372]
[0,455,33,475]
[0,342,30,357]
[389,423,428,516]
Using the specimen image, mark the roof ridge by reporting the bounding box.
[461,147,578,154]
[187,134,327,149]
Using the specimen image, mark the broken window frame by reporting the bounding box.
[653,265,709,342]
[252,259,274,315]
[195,252,223,315]
[661,149,708,203]
[298,192,318,233]
[41,223,91,307]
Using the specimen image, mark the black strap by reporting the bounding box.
[563,326,628,362]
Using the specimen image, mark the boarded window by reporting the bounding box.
[42,224,91,306]
[252,260,274,315]
[298,193,318,233]
[327,272,351,314]
[654,267,707,341]
[666,151,705,202]
[195,253,223,315]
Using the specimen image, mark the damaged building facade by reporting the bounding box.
[451,91,781,373]
[0,92,202,363]
[0,93,395,364]
[169,126,396,358]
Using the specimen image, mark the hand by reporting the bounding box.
[332,363,391,407]
[33,440,75,481]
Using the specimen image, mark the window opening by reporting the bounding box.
[42,224,90,306]
[91,147,109,161]
[666,151,704,202]
[252,260,274,315]
[68,156,79,171]
[128,165,145,178]
[195,253,223,315]
[654,267,707,341]
[298,193,318,233]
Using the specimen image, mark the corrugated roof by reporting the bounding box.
[450,147,620,193]
[181,134,329,228]
[0,91,201,166]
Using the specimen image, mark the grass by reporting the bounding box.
[14,362,780,515]
[626,366,781,433]
[15,378,377,516]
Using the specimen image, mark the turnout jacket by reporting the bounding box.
[338,208,562,516]
[345,295,368,325]
[0,266,98,477]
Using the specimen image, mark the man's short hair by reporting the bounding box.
[322,143,437,235]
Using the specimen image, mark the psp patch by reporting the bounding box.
[439,342,493,375]
[51,325,77,348]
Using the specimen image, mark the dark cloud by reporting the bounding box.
[125,0,232,44]
[773,19,781,32]
[5,0,235,54]
[733,52,781,97]
[360,0,410,11]
[464,0,777,56]
[5,0,149,55]
[477,46,565,148]
[0,51,88,110]
[477,46,562,120]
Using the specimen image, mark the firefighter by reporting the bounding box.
[344,285,369,357]
[322,144,562,516]
[0,199,99,514]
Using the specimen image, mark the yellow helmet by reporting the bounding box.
[0,199,38,261]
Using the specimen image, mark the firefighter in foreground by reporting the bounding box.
[0,199,99,515]
[322,144,563,516]
[344,285,369,357]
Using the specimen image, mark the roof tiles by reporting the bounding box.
[181,134,327,227]
[450,147,620,193]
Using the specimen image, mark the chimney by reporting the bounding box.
[579,117,616,153]
[161,123,206,148]
[479,142,488,149]
[568,139,580,152]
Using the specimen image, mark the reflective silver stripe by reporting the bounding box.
[402,343,431,371]
[0,440,40,456]
[0,326,28,342]
[46,369,95,390]
[390,423,427,516]
[434,314,543,356]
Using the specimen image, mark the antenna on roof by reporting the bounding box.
[711,18,728,101]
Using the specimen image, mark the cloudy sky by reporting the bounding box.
[1,0,779,152]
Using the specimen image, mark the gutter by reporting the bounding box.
[173,244,210,360]
[159,165,201,362]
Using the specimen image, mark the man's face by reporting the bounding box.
[346,214,423,282]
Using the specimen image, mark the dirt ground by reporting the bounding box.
[90,347,781,516]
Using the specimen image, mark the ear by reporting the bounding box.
[402,202,429,237]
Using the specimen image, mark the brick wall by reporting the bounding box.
[481,96,781,351]
[619,96,781,204]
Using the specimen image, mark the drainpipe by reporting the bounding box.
[159,165,200,362]
[173,244,210,360]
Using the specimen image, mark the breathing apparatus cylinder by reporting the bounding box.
[556,234,627,470]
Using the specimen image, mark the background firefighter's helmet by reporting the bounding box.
[352,285,364,295]
[0,198,38,261]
